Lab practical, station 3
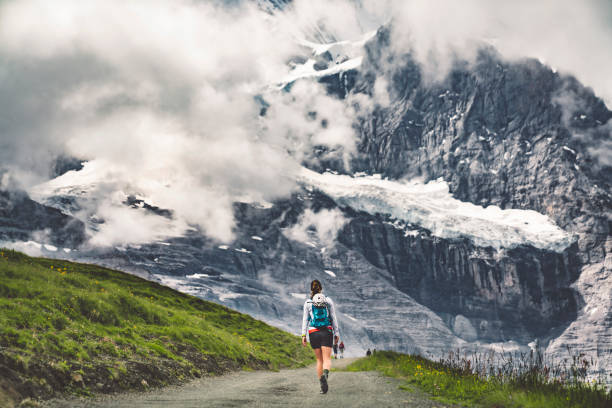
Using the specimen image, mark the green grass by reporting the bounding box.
[0,249,314,404]
[346,351,611,408]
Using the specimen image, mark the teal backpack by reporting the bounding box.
[311,294,331,328]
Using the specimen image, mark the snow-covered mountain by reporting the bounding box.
[1,4,610,380]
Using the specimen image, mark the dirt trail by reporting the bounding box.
[42,358,453,408]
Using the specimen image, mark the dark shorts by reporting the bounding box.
[309,329,333,349]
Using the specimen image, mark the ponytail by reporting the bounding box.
[310,279,322,299]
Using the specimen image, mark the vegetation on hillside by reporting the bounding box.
[346,350,611,408]
[0,249,314,406]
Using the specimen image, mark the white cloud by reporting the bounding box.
[552,84,612,169]
[382,0,612,104]
[284,208,348,246]
[87,198,186,248]
[282,0,612,105]
[0,0,358,245]
[262,80,357,168]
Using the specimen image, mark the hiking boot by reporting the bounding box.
[319,374,328,394]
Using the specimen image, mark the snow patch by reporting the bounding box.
[279,57,362,88]
[29,160,106,200]
[278,30,375,89]
[218,292,242,301]
[562,145,576,155]
[483,340,524,353]
[324,269,336,277]
[299,168,573,252]
[155,275,201,296]
[251,235,263,241]
[298,30,376,57]
[186,273,209,279]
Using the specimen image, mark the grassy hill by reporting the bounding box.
[0,249,314,407]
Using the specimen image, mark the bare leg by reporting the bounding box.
[313,347,323,377]
[321,346,332,372]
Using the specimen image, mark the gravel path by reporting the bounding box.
[43,358,456,408]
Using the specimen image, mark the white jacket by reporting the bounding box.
[301,295,340,338]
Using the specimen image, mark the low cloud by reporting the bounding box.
[262,80,358,169]
[284,208,348,246]
[384,0,612,105]
[552,84,612,170]
[0,0,358,245]
[283,0,612,105]
[87,199,186,248]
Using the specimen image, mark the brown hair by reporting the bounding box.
[310,279,322,299]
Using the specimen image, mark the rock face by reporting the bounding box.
[338,215,580,343]
[351,27,611,267]
[334,26,611,373]
[0,188,86,248]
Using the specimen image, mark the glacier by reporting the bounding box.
[299,168,574,252]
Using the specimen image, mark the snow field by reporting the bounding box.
[299,168,573,252]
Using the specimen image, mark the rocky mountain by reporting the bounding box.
[1,21,610,378]
[0,187,85,249]
[344,26,611,374]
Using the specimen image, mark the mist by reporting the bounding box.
[300,0,612,104]
[0,0,610,247]
[0,0,358,244]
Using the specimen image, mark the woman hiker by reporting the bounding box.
[301,279,340,394]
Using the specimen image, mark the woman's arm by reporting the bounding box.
[301,301,310,339]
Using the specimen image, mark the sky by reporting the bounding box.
[0,0,610,246]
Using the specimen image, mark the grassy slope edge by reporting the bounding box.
[346,351,611,408]
[0,249,314,407]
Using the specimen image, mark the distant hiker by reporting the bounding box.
[333,342,338,359]
[301,279,340,394]
[366,348,371,357]
[339,341,345,358]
